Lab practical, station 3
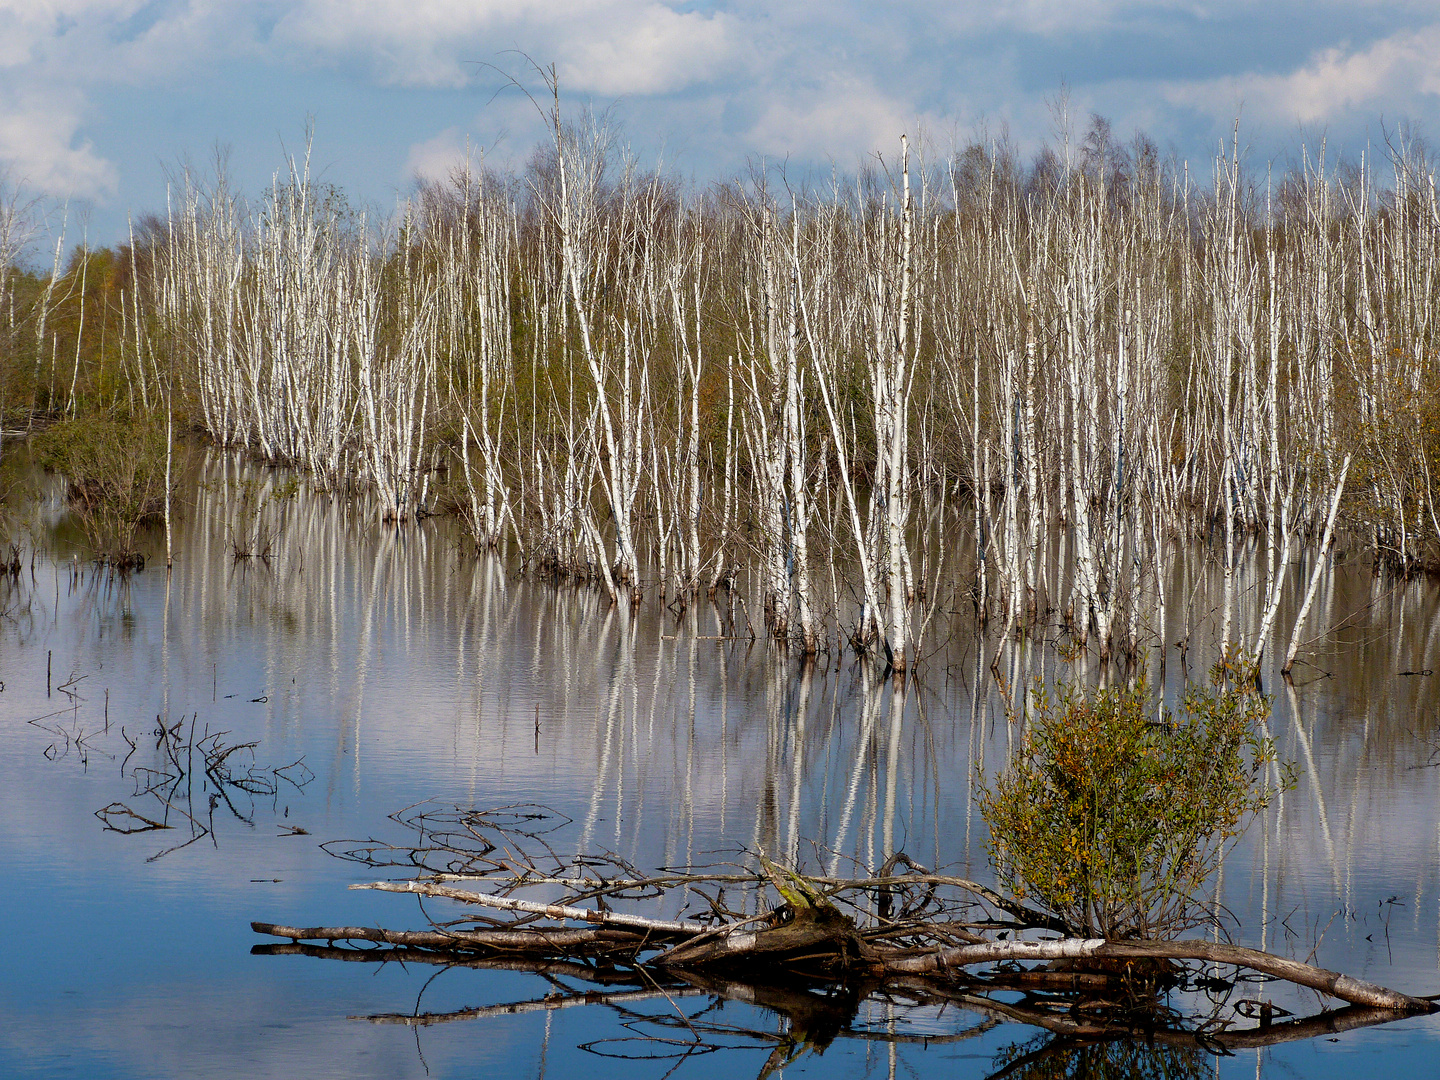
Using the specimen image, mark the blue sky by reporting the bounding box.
[3,0,1439,250]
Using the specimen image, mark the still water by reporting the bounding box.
[2,451,1439,1078]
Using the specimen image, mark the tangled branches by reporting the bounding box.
[254,800,1432,1072]
[91,710,313,860]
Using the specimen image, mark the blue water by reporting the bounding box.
[2,452,1439,1078]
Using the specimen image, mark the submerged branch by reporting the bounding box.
[255,915,1433,1014]
[255,800,1435,1064]
[889,936,1433,1012]
[349,880,709,935]
[255,930,1430,1057]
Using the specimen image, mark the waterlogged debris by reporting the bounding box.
[254,802,1435,1071]
[33,695,314,860]
[29,705,107,768]
[107,713,313,859]
[95,802,169,833]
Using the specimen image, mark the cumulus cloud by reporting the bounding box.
[923,0,1433,36]
[3,0,1440,236]
[557,5,736,95]
[742,74,922,163]
[0,0,254,201]
[0,85,116,198]
[1164,23,1440,126]
[404,128,471,183]
[0,1,242,79]
[269,0,739,94]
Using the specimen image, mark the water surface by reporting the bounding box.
[2,451,1439,1078]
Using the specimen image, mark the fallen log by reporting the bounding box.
[652,856,869,969]
[888,936,1434,1013]
[349,862,874,972]
[412,869,1058,932]
[252,914,1433,1015]
[255,932,1429,1057]
[256,800,1439,1063]
[349,880,707,935]
[251,920,644,954]
[891,975,1421,1052]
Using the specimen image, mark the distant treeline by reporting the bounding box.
[2,107,1437,669]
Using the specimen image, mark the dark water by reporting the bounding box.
[2,451,1439,1078]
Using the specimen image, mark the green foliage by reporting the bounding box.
[32,418,171,561]
[0,246,138,425]
[980,654,1286,940]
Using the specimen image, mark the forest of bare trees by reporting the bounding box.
[3,104,1439,674]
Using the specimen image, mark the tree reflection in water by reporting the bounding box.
[991,1034,1206,1080]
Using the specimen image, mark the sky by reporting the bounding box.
[2,0,1439,251]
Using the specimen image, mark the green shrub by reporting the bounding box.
[32,418,171,562]
[980,654,1286,940]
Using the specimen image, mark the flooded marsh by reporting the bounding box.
[1,451,1438,1078]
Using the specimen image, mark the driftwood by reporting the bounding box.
[255,801,1436,1064]
[255,935,1431,1067]
[252,921,648,953]
[888,936,1433,1012]
[350,880,709,934]
[254,914,1431,1013]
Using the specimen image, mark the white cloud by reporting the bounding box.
[1165,23,1440,126]
[744,74,921,164]
[404,128,469,183]
[953,0,1423,33]
[0,85,116,198]
[558,5,736,96]
[0,0,257,201]
[3,0,1440,235]
[0,2,125,67]
[269,0,738,95]
[0,8,244,81]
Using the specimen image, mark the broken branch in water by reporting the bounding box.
[349,879,711,935]
[253,934,1431,1064]
[252,920,650,954]
[887,936,1432,1012]
[254,913,1431,1012]
[254,800,1435,1063]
